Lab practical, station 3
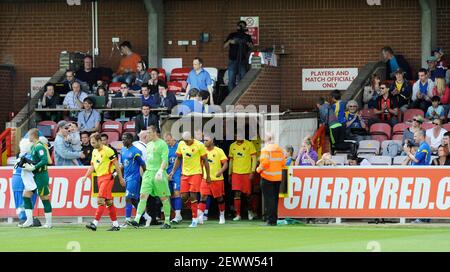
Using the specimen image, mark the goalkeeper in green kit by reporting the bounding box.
[128,125,172,229]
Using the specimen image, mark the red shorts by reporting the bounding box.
[200,179,224,198]
[231,173,251,195]
[97,174,114,199]
[180,174,202,193]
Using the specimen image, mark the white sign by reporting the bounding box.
[240,16,259,46]
[31,77,51,98]
[302,68,358,91]
[162,58,183,79]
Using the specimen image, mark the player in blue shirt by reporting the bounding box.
[164,132,183,223]
[120,133,146,225]
[404,130,431,165]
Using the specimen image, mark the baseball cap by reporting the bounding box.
[426,55,437,62]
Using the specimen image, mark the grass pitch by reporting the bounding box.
[1,220,450,252]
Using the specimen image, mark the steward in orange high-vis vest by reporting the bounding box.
[256,132,286,226]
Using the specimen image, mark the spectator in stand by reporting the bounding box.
[140,83,159,108]
[63,81,88,110]
[112,41,141,85]
[158,82,177,111]
[344,100,370,141]
[316,153,336,166]
[431,145,450,165]
[100,133,119,158]
[403,115,424,146]
[200,90,214,113]
[330,90,346,125]
[135,105,158,135]
[80,131,94,166]
[92,79,108,94]
[363,73,381,109]
[284,145,295,166]
[114,83,135,98]
[442,131,450,151]
[67,122,82,166]
[434,48,448,70]
[132,60,150,90]
[426,55,446,82]
[316,97,330,125]
[76,55,99,92]
[63,70,89,94]
[224,20,254,92]
[425,96,446,122]
[432,76,450,113]
[412,68,434,113]
[178,88,203,115]
[186,57,214,105]
[294,137,318,166]
[404,130,431,165]
[148,68,162,95]
[381,46,412,80]
[54,121,84,166]
[77,97,101,133]
[369,82,399,127]
[96,86,112,108]
[40,83,61,121]
[389,68,412,113]
[425,118,447,154]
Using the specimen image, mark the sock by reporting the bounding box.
[191,201,198,219]
[175,210,181,218]
[95,205,106,221]
[162,199,171,225]
[25,209,33,222]
[93,220,99,226]
[199,201,206,213]
[107,205,117,222]
[218,201,225,213]
[134,199,147,223]
[234,198,241,216]
[42,199,52,213]
[112,220,119,227]
[174,197,182,211]
[143,212,151,221]
[45,212,52,226]
[23,197,32,210]
[125,202,133,219]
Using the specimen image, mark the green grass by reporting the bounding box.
[1,221,450,252]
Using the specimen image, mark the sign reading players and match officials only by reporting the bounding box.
[240,16,259,46]
[302,68,358,91]
[0,167,126,217]
[278,167,450,218]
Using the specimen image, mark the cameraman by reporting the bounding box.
[224,20,253,93]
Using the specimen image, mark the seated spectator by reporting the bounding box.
[442,131,450,151]
[54,121,84,166]
[62,70,89,95]
[381,46,412,80]
[427,55,446,83]
[344,100,370,141]
[412,68,434,113]
[77,97,101,133]
[112,41,141,85]
[200,90,214,113]
[158,82,177,111]
[432,76,450,111]
[363,73,381,109]
[114,83,135,98]
[100,133,119,157]
[347,155,370,166]
[294,137,318,166]
[316,153,336,166]
[80,131,94,166]
[40,83,61,121]
[284,145,295,166]
[389,69,411,112]
[402,144,418,166]
[96,86,112,108]
[403,115,424,146]
[92,79,108,94]
[141,83,159,108]
[403,130,431,165]
[434,48,448,70]
[369,82,399,127]
[148,68,162,95]
[132,60,150,90]
[426,118,447,154]
[76,55,99,92]
[316,97,330,125]
[330,89,346,125]
[135,105,158,135]
[425,96,445,121]
[177,88,203,115]
[63,81,88,109]
[431,145,450,165]
[186,57,214,104]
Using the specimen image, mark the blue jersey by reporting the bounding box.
[121,145,145,182]
[413,141,431,165]
[167,141,181,179]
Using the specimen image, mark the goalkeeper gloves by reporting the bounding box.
[155,169,164,182]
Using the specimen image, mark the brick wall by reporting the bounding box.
[0,66,15,132]
[164,0,449,111]
[436,0,450,53]
[0,0,148,115]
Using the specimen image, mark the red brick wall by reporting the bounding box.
[236,66,281,107]
[0,66,15,131]
[164,0,450,110]
[0,0,147,115]
[436,0,450,54]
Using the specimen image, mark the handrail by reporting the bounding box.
[0,128,12,166]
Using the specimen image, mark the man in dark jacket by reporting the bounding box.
[157,82,177,111]
[382,46,412,80]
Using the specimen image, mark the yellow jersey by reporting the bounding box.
[176,139,207,176]
[91,146,117,177]
[229,140,256,174]
[203,146,228,181]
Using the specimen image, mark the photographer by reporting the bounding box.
[224,20,253,93]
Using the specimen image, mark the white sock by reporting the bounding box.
[175,210,181,218]
[125,217,130,222]
[45,212,52,226]
[192,218,198,223]
[204,209,209,216]
[25,209,33,222]
[143,213,151,221]
[93,220,99,226]
[220,211,225,216]
[112,221,119,227]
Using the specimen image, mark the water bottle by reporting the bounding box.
[37,99,42,109]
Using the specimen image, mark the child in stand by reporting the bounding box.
[67,122,82,165]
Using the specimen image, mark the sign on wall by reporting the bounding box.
[302,68,358,91]
[30,77,51,98]
[240,16,259,46]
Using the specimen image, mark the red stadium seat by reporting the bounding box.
[168,81,183,93]
[421,122,434,131]
[102,131,120,144]
[370,123,392,143]
[393,122,411,136]
[101,120,122,135]
[108,82,122,93]
[170,67,190,81]
[360,109,376,124]
[403,109,424,123]
[123,120,135,133]
[37,121,58,140]
[443,123,450,131]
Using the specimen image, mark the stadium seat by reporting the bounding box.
[393,122,410,136]
[421,122,434,131]
[168,81,183,94]
[360,109,376,124]
[102,131,120,143]
[357,140,380,155]
[368,156,392,165]
[101,120,122,135]
[443,123,450,131]
[403,109,424,122]
[123,121,135,133]
[370,123,392,143]
[170,67,190,81]
[110,140,123,152]
[108,82,122,93]
[331,155,347,165]
[393,156,407,165]
[37,121,58,140]
[381,140,402,156]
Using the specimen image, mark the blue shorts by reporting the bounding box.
[125,179,141,200]
[169,174,181,194]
